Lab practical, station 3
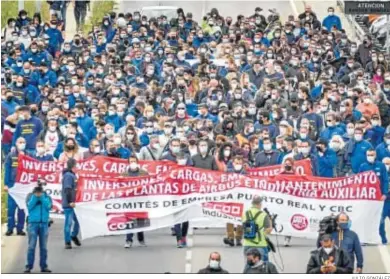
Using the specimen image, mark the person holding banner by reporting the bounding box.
[30,140,54,161]
[4,137,27,236]
[224,155,246,247]
[359,149,389,244]
[242,196,272,262]
[122,155,148,248]
[62,158,81,249]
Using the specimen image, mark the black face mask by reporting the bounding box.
[247,260,255,266]
[66,145,75,150]
[6,96,13,102]
[189,139,197,145]
[285,165,292,171]
[109,147,117,154]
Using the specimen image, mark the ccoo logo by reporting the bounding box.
[107,212,149,232]
[290,214,308,231]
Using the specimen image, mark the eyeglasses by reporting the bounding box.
[145,125,153,128]
[177,108,185,110]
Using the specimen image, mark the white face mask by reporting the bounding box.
[301,147,310,154]
[199,146,208,154]
[263,144,272,151]
[329,142,340,151]
[233,164,242,171]
[177,159,187,166]
[354,134,363,141]
[323,247,333,255]
[36,147,45,154]
[114,137,122,145]
[223,150,231,157]
[17,143,26,151]
[347,128,354,136]
[129,162,138,170]
[209,260,220,269]
[94,146,101,153]
[367,156,375,163]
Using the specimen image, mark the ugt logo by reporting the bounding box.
[107,212,149,231]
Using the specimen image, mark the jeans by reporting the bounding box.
[26,223,49,270]
[74,6,87,29]
[243,246,269,262]
[174,222,189,242]
[7,194,25,233]
[379,201,390,244]
[126,232,144,242]
[63,208,79,243]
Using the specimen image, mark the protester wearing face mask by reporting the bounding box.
[198,252,229,274]
[4,137,27,236]
[328,135,346,177]
[314,138,337,178]
[121,156,148,248]
[244,248,278,274]
[324,213,363,273]
[58,137,81,162]
[191,139,218,170]
[376,133,390,161]
[320,113,344,141]
[12,106,43,154]
[254,137,280,167]
[359,149,389,244]
[31,140,54,161]
[83,139,101,159]
[307,234,352,274]
[343,127,373,174]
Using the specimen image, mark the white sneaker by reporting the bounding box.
[124,241,132,248]
[139,241,147,247]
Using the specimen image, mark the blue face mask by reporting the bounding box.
[339,221,351,230]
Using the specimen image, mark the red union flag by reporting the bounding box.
[106,212,150,232]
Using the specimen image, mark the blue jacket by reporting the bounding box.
[31,153,54,161]
[315,148,338,177]
[104,114,124,132]
[22,50,48,66]
[77,115,94,135]
[344,140,373,174]
[322,15,342,31]
[103,146,131,159]
[12,116,43,150]
[10,84,40,105]
[368,126,385,147]
[320,126,344,141]
[195,113,218,124]
[359,161,389,196]
[376,143,390,161]
[331,229,363,269]
[27,193,52,223]
[1,99,19,115]
[61,170,77,209]
[45,27,64,52]
[310,84,322,101]
[38,69,57,87]
[4,150,20,187]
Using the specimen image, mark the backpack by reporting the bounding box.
[243,210,263,243]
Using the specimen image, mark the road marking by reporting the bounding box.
[378,245,390,273]
[289,0,299,17]
[185,263,192,273]
[186,250,192,261]
[185,226,194,273]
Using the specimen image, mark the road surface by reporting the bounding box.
[2,221,389,273]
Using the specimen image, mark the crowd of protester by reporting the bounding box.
[1,3,390,273]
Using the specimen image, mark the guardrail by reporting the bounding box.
[336,0,366,44]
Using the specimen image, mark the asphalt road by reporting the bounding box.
[2,221,388,273]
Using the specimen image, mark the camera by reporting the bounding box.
[33,178,47,194]
[318,215,338,236]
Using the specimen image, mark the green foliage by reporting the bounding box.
[83,0,116,34]
[1,0,50,27]
[1,169,6,224]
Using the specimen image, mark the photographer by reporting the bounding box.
[24,179,52,273]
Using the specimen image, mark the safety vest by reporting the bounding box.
[242,207,268,247]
